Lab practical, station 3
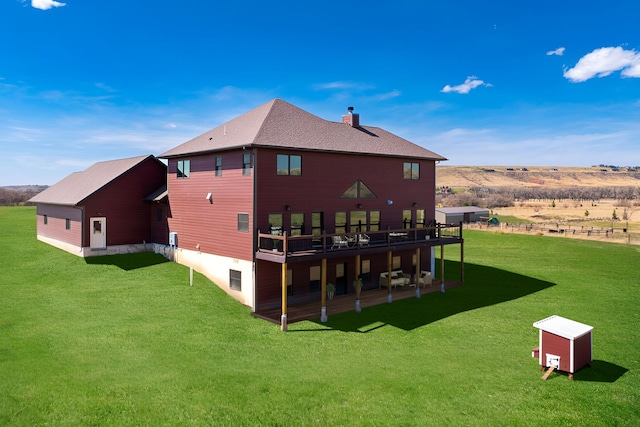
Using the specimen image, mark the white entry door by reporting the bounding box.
[90,217,107,249]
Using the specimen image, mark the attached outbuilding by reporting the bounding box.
[29,155,167,257]
[532,315,593,379]
[435,206,490,225]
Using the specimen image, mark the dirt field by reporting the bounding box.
[437,166,640,245]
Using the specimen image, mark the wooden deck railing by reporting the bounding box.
[257,223,462,258]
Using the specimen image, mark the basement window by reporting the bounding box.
[230,269,241,291]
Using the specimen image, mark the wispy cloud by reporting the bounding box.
[546,47,565,56]
[30,0,67,10]
[563,46,640,82]
[441,76,492,94]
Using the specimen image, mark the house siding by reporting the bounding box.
[81,157,166,247]
[36,204,83,248]
[166,150,254,260]
[254,149,437,233]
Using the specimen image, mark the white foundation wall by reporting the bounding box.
[37,235,151,257]
[155,244,255,309]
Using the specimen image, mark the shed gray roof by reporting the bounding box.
[436,206,490,214]
[29,155,158,206]
[159,99,446,160]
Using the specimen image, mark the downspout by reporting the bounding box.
[251,147,258,312]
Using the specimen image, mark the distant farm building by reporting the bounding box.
[435,206,490,224]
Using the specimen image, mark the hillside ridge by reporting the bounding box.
[436,166,640,189]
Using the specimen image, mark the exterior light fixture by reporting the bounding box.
[285,205,291,211]
[357,203,363,209]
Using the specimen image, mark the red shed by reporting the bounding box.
[533,315,593,379]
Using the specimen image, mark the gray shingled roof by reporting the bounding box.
[29,155,157,206]
[159,99,446,160]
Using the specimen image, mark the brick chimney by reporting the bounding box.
[342,106,360,127]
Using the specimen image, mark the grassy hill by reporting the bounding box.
[437,165,640,189]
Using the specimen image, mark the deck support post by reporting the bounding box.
[415,248,421,299]
[440,245,445,293]
[355,254,361,313]
[387,251,392,303]
[281,262,288,331]
[320,258,328,322]
[460,240,465,286]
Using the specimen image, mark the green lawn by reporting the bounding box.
[1,206,638,426]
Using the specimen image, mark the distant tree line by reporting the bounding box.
[0,187,46,206]
[437,186,640,209]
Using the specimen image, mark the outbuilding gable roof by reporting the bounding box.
[159,99,446,160]
[29,155,161,206]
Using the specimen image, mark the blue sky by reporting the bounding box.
[1,0,639,185]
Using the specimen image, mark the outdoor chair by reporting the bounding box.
[417,270,432,289]
[331,235,350,249]
[357,234,370,246]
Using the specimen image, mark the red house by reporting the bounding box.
[29,155,167,256]
[159,99,464,328]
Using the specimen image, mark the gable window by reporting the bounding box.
[230,269,241,291]
[403,162,419,180]
[177,159,191,178]
[65,218,71,230]
[215,156,222,177]
[238,213,249,232]
[277,154,302,176]
[341,180,377,199]
[242,153,251,176]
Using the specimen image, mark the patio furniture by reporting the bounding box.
[417,270,432,288]
[379,270,410,288]
[357,234,370,246]
[331,235,350,249]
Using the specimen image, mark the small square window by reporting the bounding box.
[230,269,241,291]
[403,162,419,180]
[238,213,249,232]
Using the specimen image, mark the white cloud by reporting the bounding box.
[563,46,640,82]
[31,0,66,11]
[441,76,492,94]
[546,47,565,56]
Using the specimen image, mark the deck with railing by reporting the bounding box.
[256,223,463,263]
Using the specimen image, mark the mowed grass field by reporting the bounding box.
[1,206,638,426]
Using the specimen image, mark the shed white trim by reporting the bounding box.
[533,315,593,340]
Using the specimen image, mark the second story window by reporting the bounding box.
[242,153,251,176]
[215,156,222,177]
[177,159,190,178]
[277,154,302,176]
[403,162,419,180]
